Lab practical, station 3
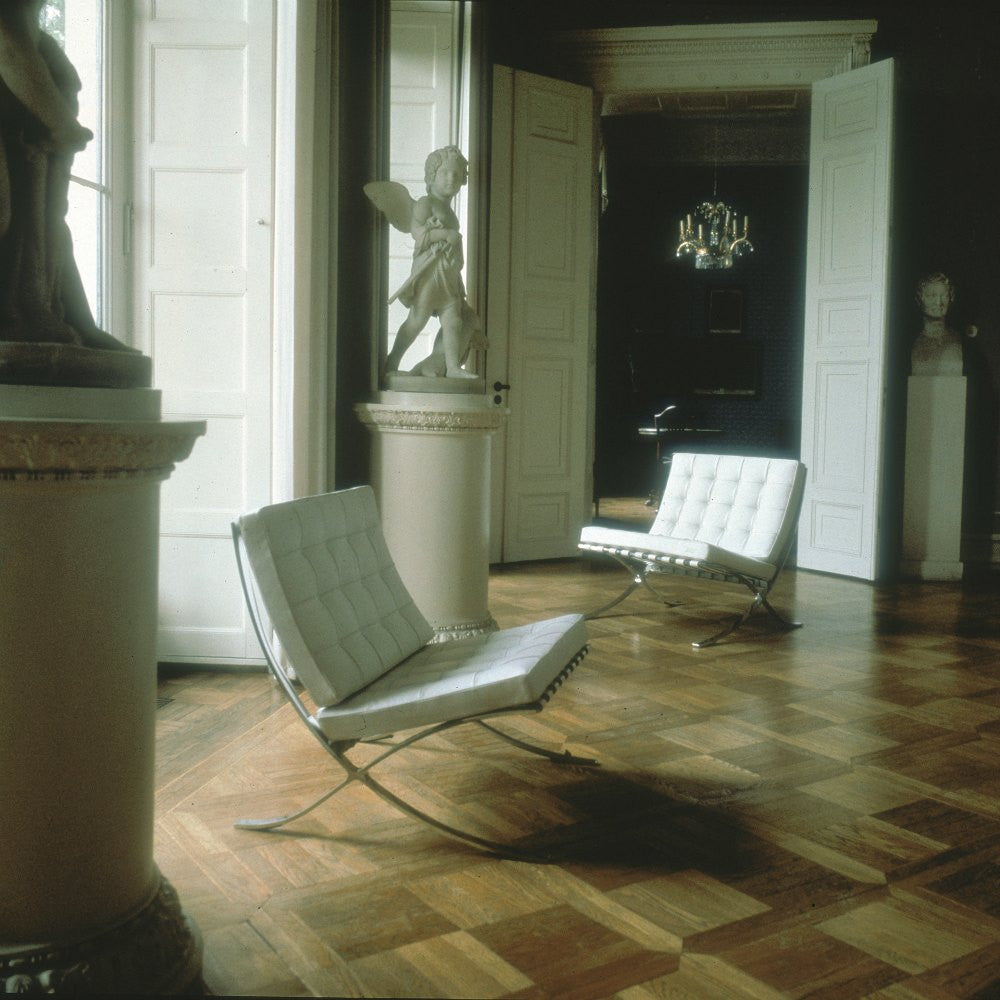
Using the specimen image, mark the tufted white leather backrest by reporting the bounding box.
[651,453,806,563]
[238,486,434,707]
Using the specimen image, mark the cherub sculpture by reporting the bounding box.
[365,145,483,380]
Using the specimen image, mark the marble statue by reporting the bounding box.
[0,0,143,386]
[910,272,963,376]
[365,145,483,381]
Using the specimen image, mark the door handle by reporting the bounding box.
[493,381,511,404]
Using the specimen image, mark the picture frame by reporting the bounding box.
[707,287,744,335]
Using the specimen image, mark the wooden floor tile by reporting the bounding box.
[152,533,1000,997]
[816,896,992,974]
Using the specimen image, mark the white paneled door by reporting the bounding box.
[132,2,275,662]
[797,59,895,580]
[488,67,595,563]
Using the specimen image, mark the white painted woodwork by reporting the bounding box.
[487,67,595,563]
[519,21,882,571]
[549,21,877,115]
[273,0,331,501]
[131,2,275,662]
[797,59,895,580]
[388,1,463,372]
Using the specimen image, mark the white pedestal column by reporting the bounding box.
[0,385,205,994]
[901,375,966,580]
[356,392,505,640]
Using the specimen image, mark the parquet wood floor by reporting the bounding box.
[156,519,1000,998]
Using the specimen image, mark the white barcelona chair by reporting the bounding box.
[231,485,595,858]
[579,453,807,648]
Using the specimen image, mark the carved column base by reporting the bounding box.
[1,871,202,995]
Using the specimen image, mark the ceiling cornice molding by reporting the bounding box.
[549,20,877,107]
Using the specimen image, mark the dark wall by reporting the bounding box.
[596,116,807,498]
[486,1,1000,569]
[333,0,387,491]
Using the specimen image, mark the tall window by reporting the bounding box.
[386,0,471,372]
[42,0,109,329]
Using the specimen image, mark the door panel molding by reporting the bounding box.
[487,67,594,563]
[797,58,894,580]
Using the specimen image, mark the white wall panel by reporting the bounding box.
[153,0,245,22]
[151,294,245,392]
[151,46,245,144]
[513,494,570,546]
[813,364,870,491]
[809,500,865,556]
[150,170,246,267]
[133,2,274,663]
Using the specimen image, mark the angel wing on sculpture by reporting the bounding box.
[364,147,480,382]
[364,180,444,305]
[363,181,415,234]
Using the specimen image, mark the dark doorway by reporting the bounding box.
[594,114,809,503]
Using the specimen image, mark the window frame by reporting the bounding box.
[43,0,132,344]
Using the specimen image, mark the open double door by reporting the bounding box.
[488,58,895,581]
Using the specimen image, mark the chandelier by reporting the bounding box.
[677,200,752,269]
[676,130,752,269]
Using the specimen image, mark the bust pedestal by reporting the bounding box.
[356,391,505,640]
[900,375,966,580]
[0,384,205,993]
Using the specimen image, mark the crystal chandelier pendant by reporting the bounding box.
[677,200,753,269]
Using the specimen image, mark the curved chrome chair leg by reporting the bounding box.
[235,711,597,860]
[584,576,641,618]
[762,596,802,630]
[475,720,599,766]
[234,778,350,831]
[358,772,552,862]
[692,584,801,649]
[585,556,680,619]
[692,590,764,649]
[638,573,682,608]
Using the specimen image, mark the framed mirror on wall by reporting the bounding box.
[707,287,744,334]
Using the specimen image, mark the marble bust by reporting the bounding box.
[365,146,484,385]
[910,272,963,376]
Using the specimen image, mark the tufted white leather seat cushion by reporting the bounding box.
[579,526,776,580]
[315,613,587,741]
[238,486,435,707]
[580,453,805,583]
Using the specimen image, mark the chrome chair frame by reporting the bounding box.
[232,523,597,861]
[580,453,806,648]
[581,545,801,648]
